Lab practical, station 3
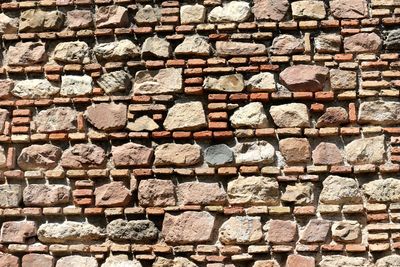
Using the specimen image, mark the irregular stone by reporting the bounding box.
[270,103,310,128]
[219,216,263,245]
[84,103,127,131]
[253,260,279,267]
[279,138,311,164]
[363,178,400,203]
[279,65,329,92]
[345,135,385,165]
[133,68,182,95]
[142,36,171,58]
[155,143,202,167]
[291,0,326,19]
[330,0,368,19]
[94,181,131,207]
[0,80,13,99]
[23,184,70,207]
[162,211,215,244]
[205,144,234,166]
[300,219,331,243]
[32,107,77,133]
[312,142,343,165]
[163,101,207,131]
[66,10,93,29]
[233,141,275,165]
[106,219,158,242]
[134,5,159,26]
[12,79,59,99]
[332,221,361,243]
[252,0,289,21]
[319,175,363,205]
[61,143,106,169]
[320,255,372,267]
[18,144,62,171]
[19,9,64,32]
[177,182,227,205]
[0,13,18,34]
[216,41,267,56]
[246,72,276,92]
[126,116,159,132]
[0,109,8,133]
[376,255,400,267]
[281,183,314,205]
[204,74,244,92]
[344,33,382,53]
[227,176,280,205]
[0,184,21,208]
[97,70,131,94]
[267,220,297,244]
[208,1,251,22]
[0,253,19,267]
[96,5,129,28]
[180,4,206,24]
[270,34,304,55]
[60,75,92,96]
[138,179,176,207]
[101,255,141,267]
[53,41,90,64]
[7,42,47,66]
[175,35,211,56]
[0,221,36,243]
[385,29,400,50]
[286,255,315,267]
[231,102,269,128]
[315,34,342,53]
[22,254,54,267]
[38,222,104,244]
[112,143,153,167]
[153,257,197,267]
[94,40,140,61]
[316,107,349,128]
[56,256,98,267]
[358,100,400,125]
[330,69,357,90]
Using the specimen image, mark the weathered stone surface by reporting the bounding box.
[163,101,207,131]
[320,255,372,267]
[33,107,77,133]
[19,9,64,32]
[300,219,331,243]
[106,219,158,242]
[219,216,262,245]
[319,175,362,205]
[358,101,400,125]
[292,0,326,19]
[56,256,98,267]
[267,220,297,244]
[332,221,361,243]
[231,102,268,128]
[66,10,93,29]
[204,74,244,92]
[205,144,234,166]
[101,255,142,267]
[126,116,159,131]
[138,179,176,207]
[23,184,70,207]
[133,68,182,95]
[0,110,8,133]
[96,5,129,28]
[0,13,18,34]
[344,33,382,53]
[177,182,227,205]
[0,221,36,243]
[60,75,92,96]
[316,107,349,128]
[270,103,310,128]
[279,65,329,92]
[281,183,313,205]
[253,260,279,267]
[38,222,104,244]
[279,138,311,164]
[153,257,197,267]
[142,36,171,58]
[94,40,140,61]
[233,141,275,165]
[134,5,159,26]
[330,0,368,19]
[385,29,400,50]
[330,69,357,90]
[154,143,202,167]
[345,135,385,165]
[22,254,54,267]
[162,211,215,244]
[175,35,211,56]
[53,41,91,64]
[312,142,343,165]
[246,72,276,92]
[208,1,251,23]
[94,182,131,207]
[216,41,267,56]
[112,143,153,167]
[0,185,21,208]
[363,178,400,203]
[315,34,342,53]
[180,4,206,24]
[0,253,19,267]
[286,255,315,267]
[270,34,304,55]
[61,144,106,169]
[12,79,59,99]
[376,255,400,267]
[227,176,279,205]
[18,144,62,171]
[85,103,127,131]
[97,70,131,94]
[252,0,289,21]
[7,42,47,66]
[0,80,13,99]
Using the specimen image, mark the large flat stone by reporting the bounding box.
[106,219,158,242]
[270,103,310,128]
[0,185,21,208]
[12,79,59,99]
[345,135,386,165]
[23,184,70,207]
[32,107,77,133]
[53,41,91,64]
[231,102,269,128]
[7,42,47,66]
[94,181,131,207]
[38,222,104,244]
[319,175,362,205]
[138,179,176,207]
[84,103,127,131]
[219,216,263,245]
[279,65,329,92]
[133,68,182,95]
[112,143,153,167]
[208,1,251,22]
[216,41,267,56]
[177,182,227,205]
[358,101,400,125]
[18,144,62,171]
[61,144,106,169]
[154,143,202,167]
[163,101,207,131]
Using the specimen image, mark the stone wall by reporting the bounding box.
[0,0,399,266]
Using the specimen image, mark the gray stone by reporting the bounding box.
[85,103,127,131]
[332,221,361,243]
[208,1,251,22]
[66,10,93,29]
[106,219,158,242]
[163,101,207,131]
[61,143,106,169]
[12,79,59,99]
[246,72,276,92]
[138,179,176,207]
[385,29,400,50]
[363,178,400,203]
[231,102,269,128]
[19,9,64,33]
[126,116,159,131]
[23,184,70,207]
[358,100,400,125]
[291,0,326,19]
[270,34,304,55]
[330,69,357,90]
[180,4,206,24]
[300,219,331,243]
[142,36,171,58]
[134,5,159,26]
[177,182,227,205]
[175,35,211,56]
[38,222,104,244]
[216,41,267,56]
[154,143,202,167]
[18,144,62,171]
[33,107,77,133]
[94,40,140,61]
[319,175,362,205]
[270,103,310,128]
[60,75,92,96]
[252,0,289,21]
[53,41,91,64]
[376,255,400,267]
[101,255,142,267]
[97,70,131,94]
[233,141,275,165]
[344,33,382,53]
[133,68,182,95]
[281,183,314,205]
[219,216,263,245]
[279,65,329,92]
[205,144,234,166]
[56,256,98,267]
[0,184,21,208]
[204,74,244,92]
[320,255,373,267]
[96,5,129,28]
[7,42,47,66]
[330,0,368,19]
[0,13,18,34]
[315,34,342,53]
[345,135,386,165]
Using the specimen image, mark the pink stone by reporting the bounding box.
[330,0,368,19]
[279,138,311,164]
[112,143,153,167]
[7,42,47,66]
[286,255,315,267]
[344,33,382,53]
[138,179,176,207]
[84,103,127,131]
[312,142,343,166]
[94,181,131,207]
[252,0,289,21]
[22,254,54,267]
[267,220,297,244]
[279,65,329,92]
[0,253,19,267]
[0,221,37,244]
[61,143,106,169]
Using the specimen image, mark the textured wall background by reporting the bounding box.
[0,0,399,266]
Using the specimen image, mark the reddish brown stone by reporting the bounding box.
[0,221,36,244]
[300,219,331,243]
[84,103,127,131]
[270,34,304,55]
[66,10,93,29]
[7,42,47,66]
[279,138,311,164]
[138,179,176,207]
[279,65,329,92]
[96,5,129,28]
[61,144,106,169]
[94,181,131,207]
[344,33,382,53]
[286,255,315,267]
[316,107,349,128]
[0,80,13,99]
[267,220,297,244]
[22,254,54,267]
[330,0,368,19]
[252,0,289,21]
[17,144,62,171]
[112,143,153,167]
[0,253,19,267]
[177,182,227,205]
[312,142,343,165]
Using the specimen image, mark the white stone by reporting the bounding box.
[60,75,92,96]
[208,1,251,22]
[231,102,269,128]
[12,79,59,99]
[163,101,207,131]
